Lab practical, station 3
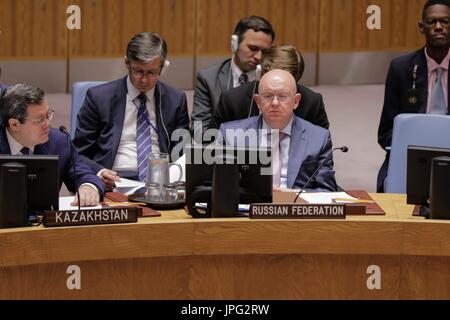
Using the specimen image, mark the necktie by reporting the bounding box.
[136,93,152,182]
[21,147,30,155]
[238,73,248,86]
[271,131,285,187]
[429,67,447,115]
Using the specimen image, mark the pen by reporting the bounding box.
[333,198,374,204]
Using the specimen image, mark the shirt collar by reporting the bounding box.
[261,117,294,137]
[126,76,155,103]
[5,128,34,155]
[230,58,256,83]
[425,47,450,72]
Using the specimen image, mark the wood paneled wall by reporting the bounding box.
[0,0,427,59]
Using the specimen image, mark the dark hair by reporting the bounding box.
[0,83,45,126]
[261,45,305,82]
[233,16,275,44]
[422,0,450,19]
[126,32,167,69]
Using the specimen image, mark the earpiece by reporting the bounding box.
[160,59,170,76]
[231,35,239,53]
[256,64,262,80]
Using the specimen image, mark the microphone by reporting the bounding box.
[59,125,81,211]
[293,146,349,203]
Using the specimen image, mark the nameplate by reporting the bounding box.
[43,207,140,227]
[249,203,346,219]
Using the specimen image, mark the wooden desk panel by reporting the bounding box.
[1,193,450,299]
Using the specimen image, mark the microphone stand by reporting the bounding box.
[293,146,348,203]
[59,126,81,211]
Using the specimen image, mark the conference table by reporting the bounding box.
[0,193,449,300]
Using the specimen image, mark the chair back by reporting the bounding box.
[385,113,450,193]
[70,81,106,136]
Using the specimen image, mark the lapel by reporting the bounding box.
[287,117,308,188]
[0,128,12,154]
[412,49,429,113]
[217,59,232,92]
[33,141,48,155]
[249,80,260,116]
[110,76,128,166]
[154,82,168,153]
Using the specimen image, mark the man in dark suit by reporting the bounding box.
[219,69,337,191]
[377,0,450,192]
[0,83,104,206]
[73,32,189,189]
[191,16,275,136]
[211,45,329,130]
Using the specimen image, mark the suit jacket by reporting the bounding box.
[376,48,450,191]
[73,76,190,174]
[219,115,337,191]
[211,81,330,129]
[0,127,104,194]
[191,59,233,133]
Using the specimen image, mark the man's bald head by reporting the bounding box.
[255,69,301,129]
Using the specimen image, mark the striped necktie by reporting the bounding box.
[136,93,152,182]
[239,73,248,86]
[429,67,447,115]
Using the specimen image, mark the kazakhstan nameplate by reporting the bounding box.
[249,203,346,219]
[43,207,140,227]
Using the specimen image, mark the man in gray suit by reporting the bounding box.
[191,16,275,138]
[218,69,337,191]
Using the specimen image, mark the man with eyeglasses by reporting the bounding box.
[377,0,450,192]
[73,32,189,189]
[218,69,337,191]
[0,83,104,206]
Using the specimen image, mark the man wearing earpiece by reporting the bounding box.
[211,45,329,130]
[73,32,189,190]
[377,0,450,192]
[191,16,275,138]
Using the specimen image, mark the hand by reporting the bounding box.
[100,169,121,191]
[71,185,100,207]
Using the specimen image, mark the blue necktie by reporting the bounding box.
[21,147,30,155]
[429,67,447,115]
[136,93,152,182]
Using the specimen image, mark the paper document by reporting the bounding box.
[300,192,357,204]
[59,196,103,211]
[113,178,145,195]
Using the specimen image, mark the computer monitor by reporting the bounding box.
[407,145,450,206]
[0,155,59,212]
[185,144,272,206]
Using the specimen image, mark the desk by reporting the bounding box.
[1,193,450,299]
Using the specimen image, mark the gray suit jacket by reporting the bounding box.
[218,115,337,191]
[191,59,232,134]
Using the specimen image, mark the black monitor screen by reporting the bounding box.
[185,144,272,205]
[407,145,450,205]
[0,155,59,212]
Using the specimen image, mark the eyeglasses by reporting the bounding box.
[423,17,450,27]
[129,67,159,79]
[258,93,294,104]
[24,109,54,126]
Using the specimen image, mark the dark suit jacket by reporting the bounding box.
[73,76,189,174]
[191,59,233,133]
[0,127,104,194]
[211,81,329,130]
[219,115,337,191]
[377,48,450,191]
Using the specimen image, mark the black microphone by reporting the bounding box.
[59,126,81,211]
[293,146,349,203]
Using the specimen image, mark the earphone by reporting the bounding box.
[231,34,239,53]
[160,59,170,76]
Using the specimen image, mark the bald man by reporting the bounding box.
[218,69,337,191]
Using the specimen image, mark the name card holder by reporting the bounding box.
[249,203,346,219]
[43,206,140,227]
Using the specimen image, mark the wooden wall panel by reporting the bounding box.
[0,0,68,58]
[0,0,433,58]
[320,0,426,52]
